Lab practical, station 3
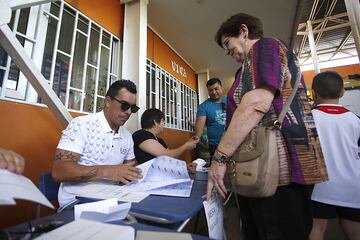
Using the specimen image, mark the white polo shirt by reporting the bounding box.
[57,111,135,208]
[311,104,360,208]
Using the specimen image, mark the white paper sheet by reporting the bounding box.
[203,191,224,240]
[144,180,193,197]
[0,169,54,208]
[68,156,193,199]
[34,219,134,240]
[75,198,131,222]
[136,230,192,240]
[71,182,149,203]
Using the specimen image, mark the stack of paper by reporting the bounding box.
[69,156,193,200]
[74,198,131,222]
[0,169,54,208]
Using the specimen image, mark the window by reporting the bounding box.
[0,1,121,114]
[146,59,197,131]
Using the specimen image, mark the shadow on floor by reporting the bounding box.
[184,193,347,240]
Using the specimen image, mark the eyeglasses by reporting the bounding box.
[111,97,140,113]
[222,38,230,55]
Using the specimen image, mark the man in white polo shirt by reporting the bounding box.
[52,79,143,208]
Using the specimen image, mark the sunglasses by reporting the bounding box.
[111,97,140,113]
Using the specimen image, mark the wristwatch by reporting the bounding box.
[212,150,229,164]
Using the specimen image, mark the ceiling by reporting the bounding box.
[147,0,359,89]
[294,0,358,68]
[147,0,300,89]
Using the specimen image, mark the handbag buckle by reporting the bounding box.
[273,120,282,130]
[228,159,236,178]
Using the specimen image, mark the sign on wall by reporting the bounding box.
[171,60,187,78]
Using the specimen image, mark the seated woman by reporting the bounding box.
[132,108,199,171]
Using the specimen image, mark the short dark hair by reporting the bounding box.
[106,79,137,98]
[141,108,164,129]
[206,78,222,87]
[312,71,344,99]
[215,13,264,47]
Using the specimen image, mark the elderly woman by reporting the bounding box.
[132,108,198,170]
[206,13,328,240]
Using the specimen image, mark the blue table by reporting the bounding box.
[76,178,208,231]
[4,209,212,240]
[190,171,208,181]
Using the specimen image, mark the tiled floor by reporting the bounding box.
[184,194,347,240]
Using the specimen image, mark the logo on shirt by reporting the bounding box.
[215,110,226,126]
[119,148,127,154]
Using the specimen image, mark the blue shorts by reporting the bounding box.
[312,201,360,222]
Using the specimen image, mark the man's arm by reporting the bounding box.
[194,116,206,139]
[52,149,142,184]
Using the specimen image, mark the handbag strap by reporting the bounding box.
[275,73,302,126]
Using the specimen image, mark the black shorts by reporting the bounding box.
[312,200,360,222]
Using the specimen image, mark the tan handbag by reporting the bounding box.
[227,77,300,198]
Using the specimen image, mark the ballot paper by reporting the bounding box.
[203,191,224,240]
[74,198,131,222]
[0,169,54,208]
[35,219,134,240]
[69,156,193,199]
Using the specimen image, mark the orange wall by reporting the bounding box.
[159,128,196,163]
[302,63,360,88]
[66,0,124,37]
[147,28,197,90]
[0,100,83,228]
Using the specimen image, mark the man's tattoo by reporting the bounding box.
[70,168,99,182]
[55,150,78,161]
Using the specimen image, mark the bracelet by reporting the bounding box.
[212,149,229,164]
[215,148,227,156]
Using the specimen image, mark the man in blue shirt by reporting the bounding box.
[194,78,227,159]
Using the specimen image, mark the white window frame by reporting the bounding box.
[0,0,121,114]
[146,59,197,131]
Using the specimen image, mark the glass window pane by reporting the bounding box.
[50,2,60,17]
[110,75,117,85]
[84,66,96,113]
[0,70,5,87]
[68,89,82,110]
[110,39,118,73]
[88,25,100,66]
[71,32,86,88]
[41,17,58,80]
[77,15,88,34]
[7,36,32,91]
[102,31,110,47]
[0,47,8,67]
[53,53,69,104]
[17,8,30,35]
[96,97,104,112]
[98,47,109,96]
[58,6,75,54]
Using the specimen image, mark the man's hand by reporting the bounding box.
[206,161,227,200]
[0,148,25,174]
[101,161,142,184]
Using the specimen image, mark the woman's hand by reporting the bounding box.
[0,148,25,174]
[184,136,199,150]
[206,161,227,200]
[187,162,197,173]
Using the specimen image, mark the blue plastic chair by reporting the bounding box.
[36,172,60,218]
